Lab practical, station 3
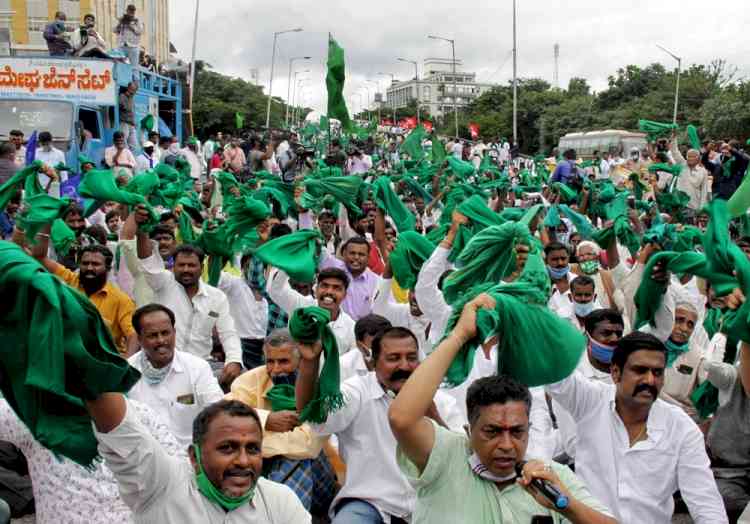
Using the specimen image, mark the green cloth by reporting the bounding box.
[0,242,140,467]
[303,175,363,216]
[0,162,45,210]
[235,112,245,130]
[78,169,158,230]
[140,114,154,131]
[648,163,683,177]
[50,219,76,257]
[443,222,530,304]
[721,157,735,178]
[431,136,446,165]
[552,182,578,204]
[389,231,436,290]
[253,229,322,283]
[687,125,701,150]
[443,251,583,387]
[178,210,197,244]
[558,204,594,240]
[638,119,678,142]
[223,195,271,253]
[673,226,703,252]
[326,35,353,132]
[591,193,641,256]
[266,384,297,412]
[125,170,160,198]
[447,157,475,178]
[194,442,254,510]
[690,380,719,420]
[196,221,234,287]
[372,176,415,232]
[16,194,72,243]
[401,126,426,161]
[288,307,343,423]
[727,167,750,218]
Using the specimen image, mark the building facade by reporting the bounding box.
[0,0,169,64]
[385,57,494,119]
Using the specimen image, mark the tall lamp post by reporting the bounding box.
[428,34,458,138]
[366,79,381,124]
[656,44,682,125]
[397,58,420,122]
[291,71,309,127]
[378,72,397,124]
[286,56,310,127]
[360,85,371,120]
[265,27,303,129]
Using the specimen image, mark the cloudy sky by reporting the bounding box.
[169,0,749,114]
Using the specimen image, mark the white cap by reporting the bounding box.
[143,140,154,148]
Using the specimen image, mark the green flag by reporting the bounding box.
[401,125,426,161]
[326,35,352,131]
[235,112,245,130]
[431,134,446,165]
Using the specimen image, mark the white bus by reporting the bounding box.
[557,129,647,159]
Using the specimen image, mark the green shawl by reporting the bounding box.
[0,162,45,210]
[638,119,678,142]
[443,252,584,387]
[389,231,436,290]
[16,194,72,243]
[0,242,140,467]
[303,175,363,216]
[288,307,343,423]
[372,176,415,232]
[50,219,76,257]
[591,193,641,256]
[266,384,298,412]
[253,230,323,283]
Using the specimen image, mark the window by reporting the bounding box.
[78,107,101,140]
[423,85,431,99]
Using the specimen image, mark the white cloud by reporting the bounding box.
[169,0,750,115]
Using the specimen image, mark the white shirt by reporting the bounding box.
[451,142,463,159]
[136,152,156,173]
[414,246,454,350]
[0,398,182,524]
[128,350,224,448]
[547,271,578,316]
[218,271,268,340]
[266,268,356,354]
[180,148,203,179]
[311,372,463,522]
[547,371,728,524]
[339,348,370,382]
[35,146,67,186]
[95,400,310,523]
[372,277,431,354]
[139,252,243,364]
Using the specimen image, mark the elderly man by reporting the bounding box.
[547,331,727,523]
[667,141,710,221]
[134,205,243,387]
[105,131,137,179]
[574,240,619,311]
[228,329,336,515]
[181,136,204,180]
[388,294,616,523]
[296,325,463,523]
[127,304,224,448]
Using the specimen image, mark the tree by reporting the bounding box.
[567,77,590,97]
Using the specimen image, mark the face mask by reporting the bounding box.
[193,443,255,511]
[580,260,599,275]
[589,335,616,364]
[573,300,595,318]
[547,265,569,280]
[139,351,172,385]
[468,452,517,483]
[664,338,690,367]
[270,371,297,387]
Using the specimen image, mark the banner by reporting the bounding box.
[469,122,480,140]
[382,119,394,127]
[403,116,417,130]
[0,57,116,105]
[422,121,433,133]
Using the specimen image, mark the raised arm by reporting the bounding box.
[388,294,496,472]
[85,392,127,433]
[133,204,153,260]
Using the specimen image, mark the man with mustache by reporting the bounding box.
[266,266,356,356]
[228,329,336,516]
[27,230,138,356]
[86,385,310,521]
[295,326,462,523]
[127,304,223,448]
[547,331,727,523]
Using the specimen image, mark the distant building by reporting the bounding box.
[0,0,170,64]
[385,58,494,119]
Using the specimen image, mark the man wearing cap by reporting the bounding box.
[136,141,157,174]
[181,137,204,181]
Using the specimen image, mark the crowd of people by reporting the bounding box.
[0,116,749,524]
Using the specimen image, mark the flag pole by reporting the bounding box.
[512,0,518,146]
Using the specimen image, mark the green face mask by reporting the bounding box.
[580,260,599,275]
[193,443,255,512]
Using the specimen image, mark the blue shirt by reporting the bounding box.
[551,159,577,184]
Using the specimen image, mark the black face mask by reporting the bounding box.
[271,371,298,386]
[144,148,154,156]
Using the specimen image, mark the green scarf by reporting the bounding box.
[223,195,271,253]
[687,125,701,150]
[50,219,76,257]
[443,252,583,386]
[16,194,72,244]
[0,242,141,467]
[287,307,343,423]
[638,119,678,142]
[664,338,690,367]
[266,384,297,412]
[727,167,750,218]
[196,221,234,287]
[0,162,45,210]
[193,443,254,511]
[400,125,427,161]
[721,156,735,178]
[431,135,446,164]
[558,204,594,240]
[591,193,641,256]
[303,175,363,216]
[78,170,158,231]
[253,230,322,283]
[372,176,415,232]
[389,231,436,290]
[442,222,531,304]
[648,163,683,178]
[447,157,475,178]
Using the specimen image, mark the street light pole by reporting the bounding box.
[378,72,397,124]
[398,58,419,122]
[428,35,458,138]
[366,79,381,124]
[188,0,200,136]
[265,27,303,130]
[512,0,518,145]
[291,71,309,127]
[286,56,310,127]
[656,44,682,125]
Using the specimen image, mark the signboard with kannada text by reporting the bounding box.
[0,57,116,106]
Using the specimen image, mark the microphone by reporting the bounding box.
[515,461,569,510]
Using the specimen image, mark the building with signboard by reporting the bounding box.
[385,58,494,119]
[0,0,170,65]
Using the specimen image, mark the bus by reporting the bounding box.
[557,129,647,159]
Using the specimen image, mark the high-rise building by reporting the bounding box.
[385,58,494,119]
[0,0,170,64]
